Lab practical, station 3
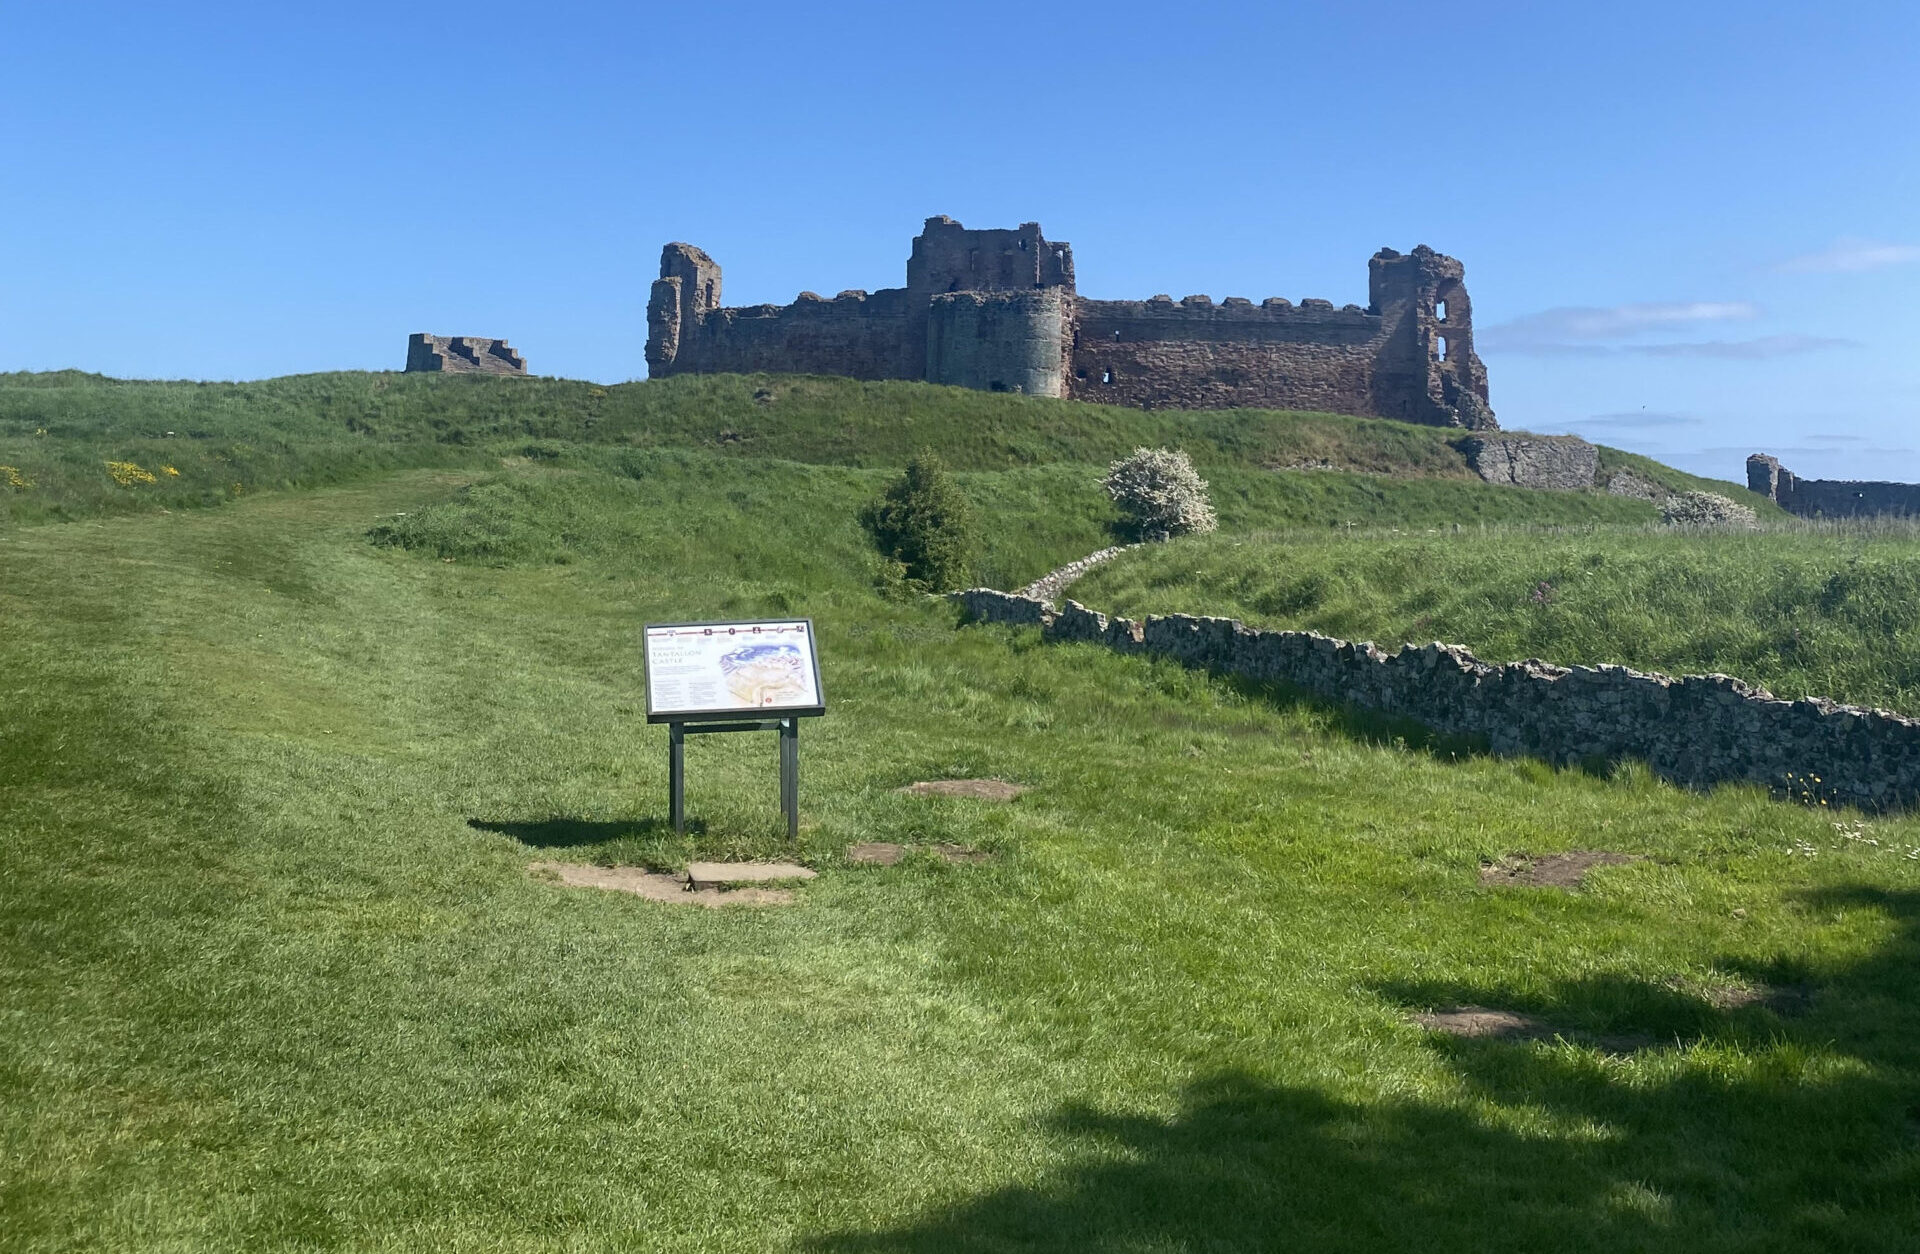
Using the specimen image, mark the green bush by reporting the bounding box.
[859,451,976,592]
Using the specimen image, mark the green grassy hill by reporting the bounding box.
[3,371,1916,1251]
[1071,522,1920,714]
[1,369,1762,526]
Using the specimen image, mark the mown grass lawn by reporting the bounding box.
[4,452,1918,1253]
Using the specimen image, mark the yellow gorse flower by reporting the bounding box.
[1,465,30,490]
[106,460,157,487]
[162,466,180,477]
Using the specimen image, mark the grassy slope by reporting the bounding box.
[3,447,1918,1251]
[0,369,1763,525]
[1071,524,1920,715]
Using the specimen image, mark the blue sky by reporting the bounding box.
[3,1,1915,483]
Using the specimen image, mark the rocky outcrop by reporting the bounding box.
[1456,433,1598,490]
[952,588,1920,811]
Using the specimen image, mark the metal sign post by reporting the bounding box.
[645,619,825,843]
[666,716,800,841]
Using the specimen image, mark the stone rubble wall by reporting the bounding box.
[951,588,1920,810]
[1017,544,1139,603]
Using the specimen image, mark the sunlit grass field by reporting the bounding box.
[2,375,1916,1251]
[1072,521,1920,715]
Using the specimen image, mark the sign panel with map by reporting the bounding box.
[644,619,825,723]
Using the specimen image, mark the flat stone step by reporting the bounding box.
[684,861,818,891]
[896,779,1026,802]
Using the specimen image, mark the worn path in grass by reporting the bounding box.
[3,466,1918,1251]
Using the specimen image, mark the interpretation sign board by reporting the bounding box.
[644,619,826,723]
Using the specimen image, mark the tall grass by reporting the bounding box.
[1073,519,1920,713]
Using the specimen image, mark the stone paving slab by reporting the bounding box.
[896,779,1026,802]
[530,861,794,907]
[684,861,818,891]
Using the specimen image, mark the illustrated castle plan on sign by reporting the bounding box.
[646,216,1496,429]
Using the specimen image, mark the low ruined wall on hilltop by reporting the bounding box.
[1748,454,1920,519]
[952,588,1920,810]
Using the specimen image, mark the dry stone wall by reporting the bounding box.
[953,588,1920,811]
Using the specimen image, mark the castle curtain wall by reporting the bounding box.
[670,288,921,381]
[1066,299,1384,413]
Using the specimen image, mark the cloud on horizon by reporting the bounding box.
[1479,301,1852,359]
[1556,411,1702,432]
[1634,334,1855,359]
[1777,238,1920,274]
[1480,301,1760,350]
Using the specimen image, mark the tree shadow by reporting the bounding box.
[809,1070,1655,1253]
[810,886,1920,1252]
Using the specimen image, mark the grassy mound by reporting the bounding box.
[1073,522,1920,713]
[1,369,1758,525]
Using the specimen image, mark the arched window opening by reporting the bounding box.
[1435,299,1448,322]
[1436,335,1450,363]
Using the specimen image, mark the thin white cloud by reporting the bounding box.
[1481,301,1760,349]
[1633,335,1854,359]
[1561,411,1702,431]
[1778,238,1920,274]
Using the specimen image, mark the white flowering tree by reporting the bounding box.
[1101,447,1218,542]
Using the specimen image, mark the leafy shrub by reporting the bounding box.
[859,452,976,592]
[1101,447,1217,542]
[1662,490,1758,528]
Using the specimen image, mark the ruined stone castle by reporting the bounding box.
[1748,454,1920,518]
[645,217,1496,429]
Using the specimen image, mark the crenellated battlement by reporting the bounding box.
[644,218,1496,428]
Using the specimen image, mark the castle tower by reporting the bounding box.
[1366,246,1494,429]
[906,217,1075,297]
[645,243,722,374]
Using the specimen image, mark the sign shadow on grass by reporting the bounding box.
[466,816,699,849]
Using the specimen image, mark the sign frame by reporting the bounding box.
[642,618,828,842]
[643,618,827,725]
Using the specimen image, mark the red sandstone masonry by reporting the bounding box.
[647,218,1496,429]
[952,588,1920,811]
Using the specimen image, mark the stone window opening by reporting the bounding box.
[1101,370,1114,385]
[1435,299,1448,322]
[1436,335,1449,363]
[1018,238,1028,251]
[1112,330,1121,341]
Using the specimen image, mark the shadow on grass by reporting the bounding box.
[466,816,700,848]
[811,887,1920,1252]
[1218,671,1492,763]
